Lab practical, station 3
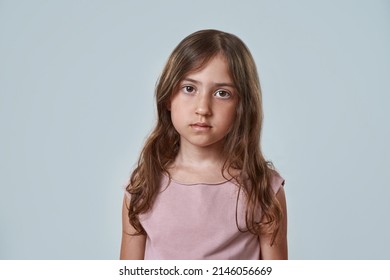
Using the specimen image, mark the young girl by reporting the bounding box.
[120,29,287,260]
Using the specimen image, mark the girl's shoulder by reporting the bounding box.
[122,177,132,199]
[269,169,285,194]
[240,168,285,194]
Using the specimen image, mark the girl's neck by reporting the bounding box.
[167,142,240,184]
[174,142,225,170]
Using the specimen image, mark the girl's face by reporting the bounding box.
[169,54,238,151]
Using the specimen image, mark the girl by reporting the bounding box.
[120,29,287,260]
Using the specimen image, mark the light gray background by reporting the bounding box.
[1,0,389,259]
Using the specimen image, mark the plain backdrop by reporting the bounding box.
[1,0,389,259]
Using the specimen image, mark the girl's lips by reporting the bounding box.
[191,122,211,127]
[190,123,212,130]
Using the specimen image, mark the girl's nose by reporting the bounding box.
[195,93,212,116]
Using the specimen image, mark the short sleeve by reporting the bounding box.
[270,170,285,194]
[122,178,131,199]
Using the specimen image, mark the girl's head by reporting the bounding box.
[155,29,263,169]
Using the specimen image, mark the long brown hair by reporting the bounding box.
[126,29,283,245]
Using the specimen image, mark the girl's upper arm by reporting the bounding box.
[259,187,288,260]
[120,194,146,260]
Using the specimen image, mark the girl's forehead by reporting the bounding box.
[182,54,234,81]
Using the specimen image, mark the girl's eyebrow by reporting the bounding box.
[182,78,236,88]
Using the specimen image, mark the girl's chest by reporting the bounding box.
[139,179,254,235]
[139,178,262,259]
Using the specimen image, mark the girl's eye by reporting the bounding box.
[182,85,196,94]
[214,90,231,99]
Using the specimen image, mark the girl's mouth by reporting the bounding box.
[191,122,212,130]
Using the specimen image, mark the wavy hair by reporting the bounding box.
[126,29,283,245]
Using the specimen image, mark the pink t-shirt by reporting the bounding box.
[138,171,285,260]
